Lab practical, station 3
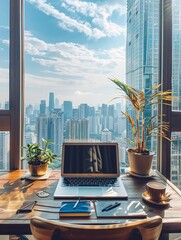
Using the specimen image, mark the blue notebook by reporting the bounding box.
[59,201,91,217]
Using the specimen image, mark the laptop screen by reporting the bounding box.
[61,142,120,177]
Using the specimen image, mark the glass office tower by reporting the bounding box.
[126,0,181,189]
[126,0,159,167]
[171,0,181,189]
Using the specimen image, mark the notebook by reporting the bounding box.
[94,200,147,218]
[54,142,128,199]
[59,201,91,217]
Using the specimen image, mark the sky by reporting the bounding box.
[0,0,127,108]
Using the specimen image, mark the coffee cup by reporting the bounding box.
[146,181,166,202]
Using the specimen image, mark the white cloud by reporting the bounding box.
[26,0,126,39]
[25,31,125,80]
[0,25,9,30]
[24,32,125,106]
[0,68,9,104]
[2,39,9,45]
[62,0,126,37]
[26,0,103,39]
[74,90,92,95]
[0,68,8,83]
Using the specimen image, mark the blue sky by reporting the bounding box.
[0,0,127,108]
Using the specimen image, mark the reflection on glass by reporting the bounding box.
[0,131,10,170]
[171,132,181,189]
[0,0,9,110]
[63,144,118,174]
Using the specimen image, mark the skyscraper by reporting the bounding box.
[63,101,73,122]
[0,132,9,170]
[126,0,159,161]
[101,128,112,142]
[65,119,89,141]
[40,100,46,116]
[79,104,89,119]
[172,0,181,111]
[49,92,54,114]
[48,110,63,157]
[36,117,48,144]
[170,0,181,188]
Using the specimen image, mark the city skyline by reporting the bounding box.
[0,0,127,106]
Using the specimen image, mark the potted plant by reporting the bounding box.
[21,138,57,176]
[110,78,172,175]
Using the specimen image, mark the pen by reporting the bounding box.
[73,198,80,209]
[102,202,121,212]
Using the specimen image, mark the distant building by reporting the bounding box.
[48,110,63,157]
[79,104,89,119]
[40,100,46,116]
[101,128,112,142]
[49,92,54,114]
[63,101,73,122]
[36,116,48,144]
[65,119,89,141]
[0,132,9,170]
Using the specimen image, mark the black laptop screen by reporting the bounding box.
[62,144,119,175]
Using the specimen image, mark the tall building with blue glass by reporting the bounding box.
[126,0,159,166]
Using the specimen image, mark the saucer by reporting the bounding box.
[127,168,156,178]
[23,169,51,180]
[142,191,170,206]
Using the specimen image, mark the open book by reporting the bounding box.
[94,200,147,218]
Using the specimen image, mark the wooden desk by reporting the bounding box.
[0,170,181,237]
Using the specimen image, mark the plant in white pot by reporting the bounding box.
[110,78,172,175]
[21,138,57,176]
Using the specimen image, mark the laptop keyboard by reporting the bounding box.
[62,177,119,187]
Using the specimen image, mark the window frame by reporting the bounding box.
[0,0,24,169]
[1,0,180,175]
[158,0,181,180]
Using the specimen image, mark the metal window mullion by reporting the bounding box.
[158,0,172,179]
[9,0,23,169]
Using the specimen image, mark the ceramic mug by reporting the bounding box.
[146,181,166,202]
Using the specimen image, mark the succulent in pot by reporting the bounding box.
[21,138,57,176]
[110,78,172,175]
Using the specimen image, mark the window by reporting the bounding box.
[0,0,9,110]
[0,0,23,170]
[0,0,10,170]
[1,0,180,184]
[24,0,127,169]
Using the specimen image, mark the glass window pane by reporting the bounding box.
[24,0,126,169]
[126,0,159,170]
[172,0,181,111]
[0,131,10,170]
[0,0,9,110]
[171,132,181,189]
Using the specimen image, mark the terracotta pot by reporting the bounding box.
[127,149,154,175]
[28,163,48,176]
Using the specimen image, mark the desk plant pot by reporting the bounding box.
[29,163,48,176]
[21,138,57,177]
[111,78,172,176]
[127,149,154,175]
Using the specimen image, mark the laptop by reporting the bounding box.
[54,142,128,199]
